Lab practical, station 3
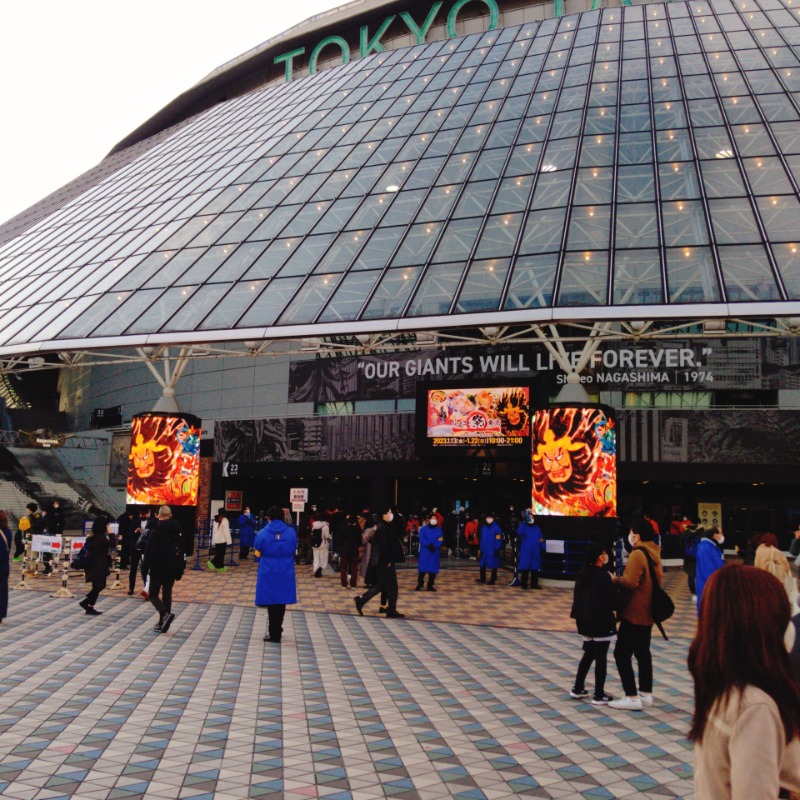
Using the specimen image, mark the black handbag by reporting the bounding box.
[637,547,675,640]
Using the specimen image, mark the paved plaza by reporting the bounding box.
[1,564,697,799]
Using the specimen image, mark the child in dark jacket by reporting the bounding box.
[569,542,620,705]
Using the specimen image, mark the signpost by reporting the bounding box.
[290,488,308,528]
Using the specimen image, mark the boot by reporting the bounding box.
[487,569,497,585]
[476,566,486,584]
[415,575,424,591]
[427,574,436,592]
[314,567,322,578]
[520,571,529,590]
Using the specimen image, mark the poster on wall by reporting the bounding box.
[531,404,617,518]
[417,384,531,455]
[697,502,722,529]
[126,413,202,506]
[109,432,130,486]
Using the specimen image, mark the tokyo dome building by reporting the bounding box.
[0,0,799,543]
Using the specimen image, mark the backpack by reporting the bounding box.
[683,530,699,559]
[19,516,31,532]
[637,547,675,640]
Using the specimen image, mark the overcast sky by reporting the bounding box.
[0,1,338,226]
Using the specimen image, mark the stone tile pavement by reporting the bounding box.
[2,561,697,799]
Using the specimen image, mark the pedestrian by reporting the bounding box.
[569,542,619,705]
[477,511,503,585]
[354,506,405,618]
[132,509,150,597]
[516,509,544,590]
[254,505,297,643]
[311,515,331,578]
[608,517,663,711]
[142,505,184,633]
[690,565,800,799]
[116,509,136,570]
[44,501,65,535]
[695,526,725,614]
[338,512,362,589]
[238,506,256,560]
[209,507,231,573]
[358,513,377,588]
[0,510,11,623]
[754,532,795,605]
[416,512,443,591]
[790,522,800,559]
[15,502,43,561]
[681,522,700,600]
[464,512,479,559]
[79,517,111,617]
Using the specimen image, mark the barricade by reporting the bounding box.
[51,536,75,598]
[14,533,32,589]
[227,528,239,567]
[109,540,123,590]
[193,521,211,571]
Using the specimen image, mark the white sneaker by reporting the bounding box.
[692,595,697,601]
[608,695,643,711]
[639,693,654,707]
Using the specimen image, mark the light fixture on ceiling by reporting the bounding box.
[386,185,400,192]
[703,319,726,332]
[300,337,323,352]
[630,320,647,333]
[715,149,734,159]
[540,164,557,172]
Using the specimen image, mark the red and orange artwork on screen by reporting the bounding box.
[531,405,617,518]
[426,386,530,447]
[126,414,201,506]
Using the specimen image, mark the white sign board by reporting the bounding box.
[71,537,87,552]
[545,539,565,554]
[290,488,309,504]
[31,535,64,554]
[291,500,306,512]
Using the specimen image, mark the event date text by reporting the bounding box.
[432,436,524,446]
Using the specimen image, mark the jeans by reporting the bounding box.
[574,640,611,696]
[614,619,653,696]
[266,604,286,641]
[340,552,360,587]
[148,574,175,619]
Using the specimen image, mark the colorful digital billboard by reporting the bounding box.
[531,405,617,518]
[425,386,530,447]
[126,413,202,506]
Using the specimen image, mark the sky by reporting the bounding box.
[0,1,338,226]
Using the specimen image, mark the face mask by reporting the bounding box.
[716,534,725,545]
[384,512,394,522]
[486,517,494,525]
[429,519,437,527]
[628,533,637,547]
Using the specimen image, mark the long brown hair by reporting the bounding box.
[688,565,800,743]
[0,510,8,530]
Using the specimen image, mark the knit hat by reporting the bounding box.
[26,502,38,513]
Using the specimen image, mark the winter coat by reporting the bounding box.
[695,537,725,612]
[617,542,663,627]
[142,518,184,581]
[570,565,619,639]
[0,527,11,620]
[418,524,443,574]
[238,513,256,548]
[45,507,65,534]
[338,520,362,558]
[516,522,543,571]
[85,532,110,589]
[479,521,504,569]
[311,520,331,549]
[254,519,297,606]
[464,519,479,546]
[212,517,232,545]
[374,521,403,567]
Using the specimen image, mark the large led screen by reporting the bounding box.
[425,386,530,447]
[126,413,202,506]
[531,405,617,518]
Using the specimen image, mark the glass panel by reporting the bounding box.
[557,252,608,306]
[665,247,721,302]
[162,283,230,332]
[432,219,481,263]
[615,203,659,248]
[530,170,572,208]
[773,243,800,299]
[503,255,556,309]
[519,208,567,254]
[57,292,126,338]
[363,266,422,319]
[406,263,466,316]
[616,165,656,202]
[661,200,710,245]
[353,227,405,269]
[658,161,701,200]
[612,250,664,304]
[566,205,611,250]
[416,185,459,221]
[718,245,780,301]
[574,167,613,204]
[756,195,800,242]
[453,180,498,217]
[392,222,442,266]
[454,258,510,313]
[239,277,303,327]
[318,271,381,322]
[741,157,794,195]
[93,289,164,336]
[198,281,266,330]
[708,198,762,244]
[277,274,341,324]
[242,239,294,279]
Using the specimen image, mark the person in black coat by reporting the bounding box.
[354,506,405,618]
[79,517,111,616]
[338,512,363,589]
[569,542,620,705]
[116,510,136,570]
[142,505,184,634]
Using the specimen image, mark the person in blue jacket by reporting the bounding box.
[477,512,504,585]
[254,505,297,643]
[238,506,256,560]
[695,526,725,615]
[416,513,444,592]
[517,510,544,590]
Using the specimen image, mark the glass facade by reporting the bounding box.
[0,0,799,352]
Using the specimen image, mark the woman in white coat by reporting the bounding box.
[209,508,232,573]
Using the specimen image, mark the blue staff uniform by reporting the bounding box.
[416,523,443,591]
[478,520,504,584]
[516,521,544,590]
[254,518,297,642]
[695,536,724,614]
[238,511,256,558]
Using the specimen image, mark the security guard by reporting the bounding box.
[477,512,504,585]
[416,514,443,591]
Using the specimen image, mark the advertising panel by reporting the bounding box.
[126,413,202,506]
[531,405,617,518]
